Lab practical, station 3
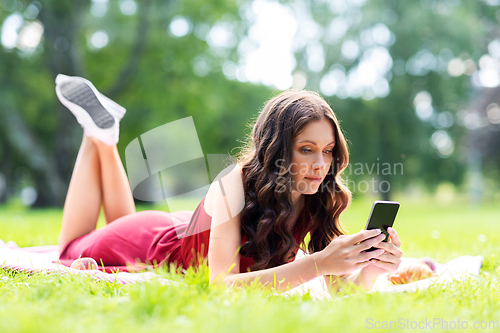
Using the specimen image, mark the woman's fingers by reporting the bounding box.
[351,229,382,245]
[371,253,401,265]
[374,241,403,258]
[369,259,394,271]
[356,261,372,269]
[354,233,386,252]
[358,248,384,262]
[387,227,401,248]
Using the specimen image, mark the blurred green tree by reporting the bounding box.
[0,0,271,206]
[290,0,499,200]
[1,0,500,207]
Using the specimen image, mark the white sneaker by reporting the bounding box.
[55,74,125,145]
[56,74,126,120]
[98,92,126,121]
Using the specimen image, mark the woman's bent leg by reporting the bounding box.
[58,135,102,253]
[58,210,188,270]
[92,138,135,224]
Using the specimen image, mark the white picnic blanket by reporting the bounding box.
[284,251,483,300]
[0,240,180,286]
[0,240,483,300]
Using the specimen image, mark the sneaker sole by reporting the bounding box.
[59,81,115,129]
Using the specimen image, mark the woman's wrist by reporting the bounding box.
[309,251,325,276]
[356,263,386,290]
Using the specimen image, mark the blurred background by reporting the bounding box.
[1,0,499,209]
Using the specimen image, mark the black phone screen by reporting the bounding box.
[364,201,400,252]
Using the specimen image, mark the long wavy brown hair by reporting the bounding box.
[236,90,352,271]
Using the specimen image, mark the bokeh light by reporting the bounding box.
[119,0,137,16]
[89,30,109,49]
[169,16,192,38]
[1,13,24,49]
[486,103,500,124]
[430,130,454,157]
[414,91,433,120]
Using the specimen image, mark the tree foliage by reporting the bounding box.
[1,0,499,207]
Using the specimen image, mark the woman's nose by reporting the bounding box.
[312,154,327,170]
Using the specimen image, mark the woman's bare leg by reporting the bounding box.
[92,137,135,224]
[58,135,102,253]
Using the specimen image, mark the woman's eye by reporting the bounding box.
[301,148,333,155]
[301,148,333,154]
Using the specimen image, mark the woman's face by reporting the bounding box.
[290,118,336,196]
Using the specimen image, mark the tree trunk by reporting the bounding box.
[0,135,10,204]
[0,0,155,207]
[0,100,67,206]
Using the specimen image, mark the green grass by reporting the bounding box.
[1,197,500,332]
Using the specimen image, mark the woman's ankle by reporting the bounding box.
[90,136,117,149]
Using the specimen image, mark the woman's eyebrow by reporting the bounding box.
[297,140,336,146]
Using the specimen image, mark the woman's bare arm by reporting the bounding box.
[207,164,385,293]
[222,253,323,293]
[323,271,366,294]
[207,164,322,292]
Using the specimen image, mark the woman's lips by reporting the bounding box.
[305,177,322,182]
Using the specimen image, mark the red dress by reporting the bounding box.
[58,196,307,273]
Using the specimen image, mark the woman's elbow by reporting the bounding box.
[209,272,232,287]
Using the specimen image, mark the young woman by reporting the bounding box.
[55,74,402,293]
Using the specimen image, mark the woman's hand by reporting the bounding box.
[368,227,403,273]
[353,227,402,291]
[312,229,387,276]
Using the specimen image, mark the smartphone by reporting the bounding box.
[364,200,400,252]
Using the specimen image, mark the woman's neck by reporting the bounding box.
[291,191,304,212]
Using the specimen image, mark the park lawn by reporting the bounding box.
[0,197,499,332]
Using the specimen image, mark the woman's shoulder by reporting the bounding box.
[204,163,245,218]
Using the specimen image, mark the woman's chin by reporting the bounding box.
[291,182,323,195]
[300,187,321,195]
